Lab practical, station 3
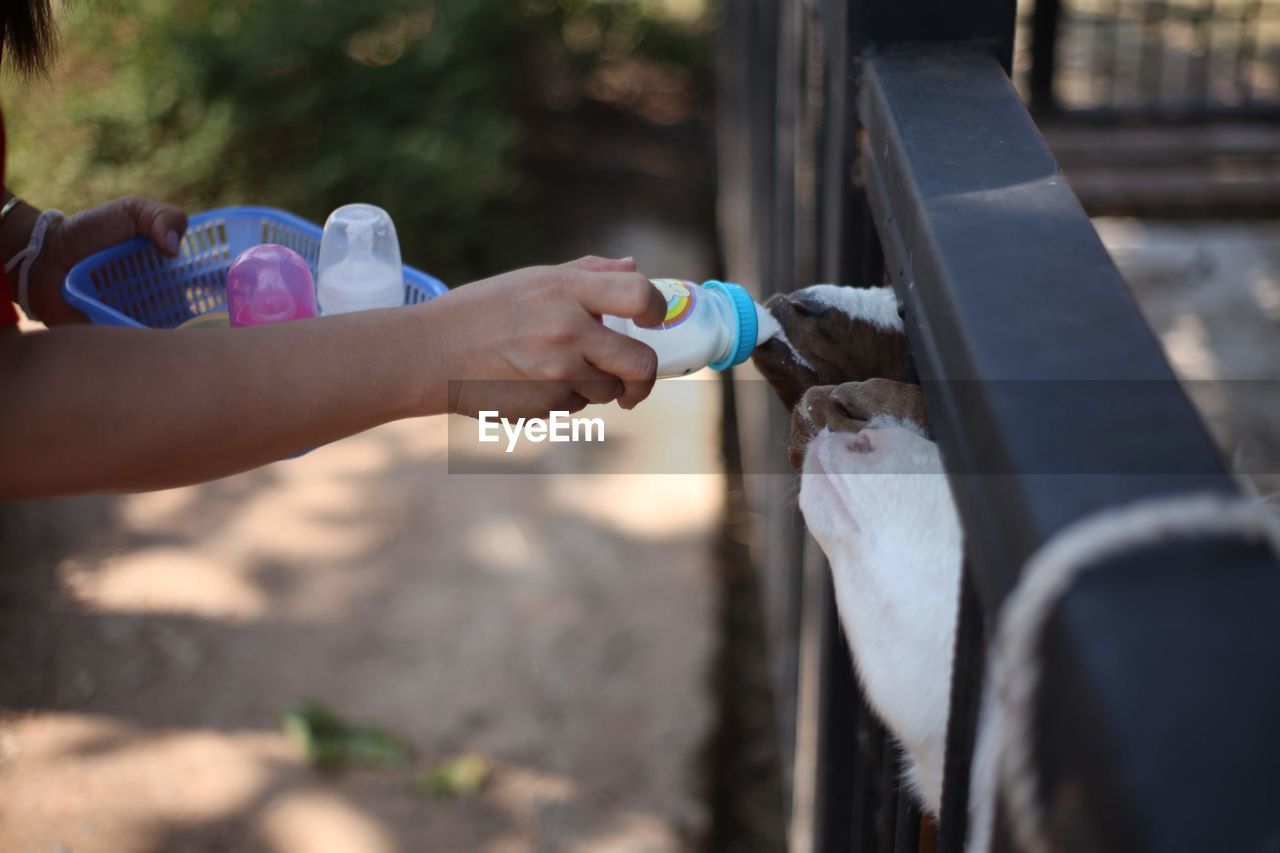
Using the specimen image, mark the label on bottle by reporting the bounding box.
[653,278,697,329]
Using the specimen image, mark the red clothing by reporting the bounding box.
[0,105,17,326]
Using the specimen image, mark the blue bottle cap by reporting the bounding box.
[703,280,758,371]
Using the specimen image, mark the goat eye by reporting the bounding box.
[789,297,824,318]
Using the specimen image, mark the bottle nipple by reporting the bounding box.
[225,244,317,328]
[755,303,782,344]
[317,203,404,315]
[249,265,297,323]
[347,219,374,262]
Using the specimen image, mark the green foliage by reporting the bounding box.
[282,700,411,772]
[2,0,709,282]
[413,752,494,798]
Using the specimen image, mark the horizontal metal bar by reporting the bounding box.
[849,0,1016,71]
[1039,102,1280,125]
[859,44,1237,612]
[1038,536,1280,851]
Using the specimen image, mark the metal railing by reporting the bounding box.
[717,0,1280,850]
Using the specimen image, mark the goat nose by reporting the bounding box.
[829,388,866,423]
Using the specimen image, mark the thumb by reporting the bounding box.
[127,197,188,257]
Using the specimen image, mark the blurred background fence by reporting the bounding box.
[1017,0,1280,117]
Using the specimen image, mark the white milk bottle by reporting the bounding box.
[603,278,780,378]
[317,204,404,315]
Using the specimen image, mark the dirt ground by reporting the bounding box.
[1096,218,1280,496]
[0,405,727,852]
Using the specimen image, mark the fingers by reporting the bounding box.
[580,322,658,410]
[124,197,188,256]
[563,256,636,273]
[539,354,624,406]
[571,365,625,406]
[572,272,668,328]
[61,197,189,261]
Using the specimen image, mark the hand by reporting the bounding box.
[26,196,188,325]
[437,256,668,419]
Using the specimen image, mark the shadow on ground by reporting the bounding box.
[0,384,725,852]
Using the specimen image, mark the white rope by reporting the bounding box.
[4,209,64,323]
[986,492,1280,853]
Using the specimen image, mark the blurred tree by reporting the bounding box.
[2,0,710,282]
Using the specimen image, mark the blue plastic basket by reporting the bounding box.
[64,205,448,328]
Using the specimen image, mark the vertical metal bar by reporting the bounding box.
[1139,0,1167,106]
[852,711,889,852]
[1029,0,1062,113]
[1104,0,1122,106]
[814,576,863,853]
[798,3,876,849]
[789,540,821,853]
[1188,0,1214,108]
[1094,0,1118,107]
[796,1,826,291]
[811,1,892,850]
[742,0,808,804]
[853,194,885,286]
[893,782,922,853]
[935,567,986,853]
[1234,0,1262,103]
[877,732,901,849]
[818,0,852,285]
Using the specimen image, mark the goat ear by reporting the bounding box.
[787,426,811,472]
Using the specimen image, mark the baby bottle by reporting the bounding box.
[317,203,405,315]
[225,244,318,328]
[603,278,779,378]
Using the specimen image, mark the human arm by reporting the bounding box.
[0,257,666,499]
[0,190,188,325]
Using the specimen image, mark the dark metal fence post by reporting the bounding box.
[1028,0,1061,113]
[936,569,985,853]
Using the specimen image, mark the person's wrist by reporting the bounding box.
[405,300,460,418]
[425,288,502,417]
[0,198,39,269]
[24,218,79,325]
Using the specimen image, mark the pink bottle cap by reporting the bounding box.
[226,244,318,328]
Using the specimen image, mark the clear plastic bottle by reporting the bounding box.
[603,278,779,378]
[317,204,404,315]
